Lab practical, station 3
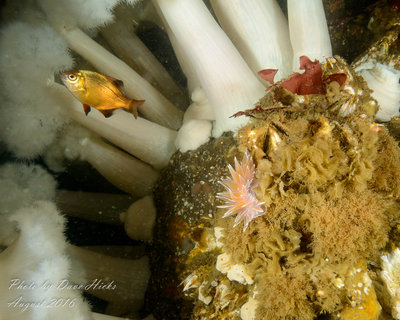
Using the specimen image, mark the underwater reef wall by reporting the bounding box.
[151,57,400,319]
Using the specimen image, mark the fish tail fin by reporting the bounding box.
[128,99,145,119]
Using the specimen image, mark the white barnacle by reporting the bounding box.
[182,272,200,291]
[198,282,213,305]
[216,253,254,285]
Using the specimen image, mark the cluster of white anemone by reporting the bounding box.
[0,0,399,319]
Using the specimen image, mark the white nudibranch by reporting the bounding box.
[356,62,400,122]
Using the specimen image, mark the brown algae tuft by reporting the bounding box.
[157,57,400,320]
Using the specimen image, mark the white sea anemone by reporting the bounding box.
[217,151,265,231]
[356,62,400,122]
[381,248,400,319]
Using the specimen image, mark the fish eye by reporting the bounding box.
[68,74,77,81]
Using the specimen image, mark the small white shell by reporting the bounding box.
[214,227,225,248]
[198,282,213,305]
[240,296,258,320]
[216,253,254,285]
[182,272,200,291]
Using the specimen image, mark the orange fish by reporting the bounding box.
[61,70,144,118]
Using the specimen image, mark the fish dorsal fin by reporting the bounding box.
[104,75,125,92]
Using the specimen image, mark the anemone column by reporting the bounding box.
[155,0,266,137]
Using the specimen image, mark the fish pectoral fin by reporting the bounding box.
[128,99,145,119]
[99,109,114,118]
[83,104,91,115]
